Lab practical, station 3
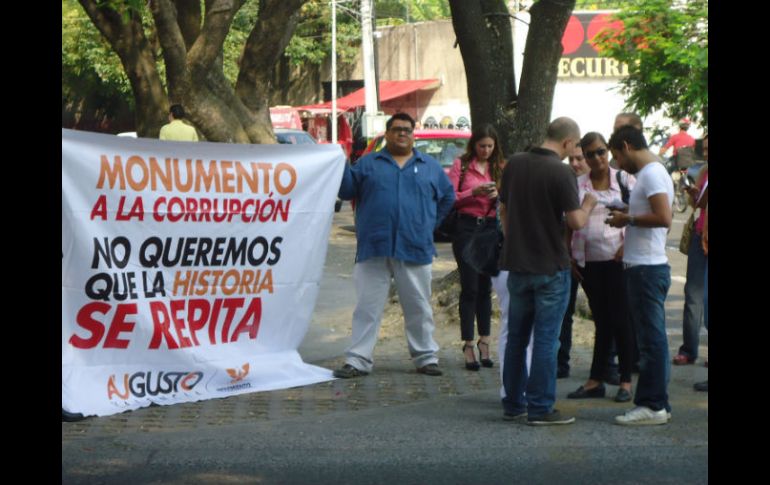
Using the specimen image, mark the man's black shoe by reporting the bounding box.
[567,384,606,399]
[557,368,570,379]
[62,409,86,422]
[527,409,575,426]
[333,364,369,379]
[693,380,708,392]
[416,363,443,376]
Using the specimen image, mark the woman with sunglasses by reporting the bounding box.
[567,132,637,402]
[447,124,505,371]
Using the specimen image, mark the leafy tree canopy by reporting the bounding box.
[592,0,708,127]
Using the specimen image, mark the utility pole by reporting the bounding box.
[360,0,378,119]
[331,0,338,144]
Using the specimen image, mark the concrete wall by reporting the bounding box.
[349,20,471,127]
[324,17,701,144]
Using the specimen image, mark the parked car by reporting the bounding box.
[358,129,471,241]
[274,128,316,145]
[275,128,343,212]
[360,129,471,174]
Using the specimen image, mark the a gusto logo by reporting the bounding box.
[226,363,250,384]
[107,371,203,400]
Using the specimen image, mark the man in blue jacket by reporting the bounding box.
[334,113,456,378]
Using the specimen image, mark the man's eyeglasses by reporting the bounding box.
[389,126,414,135]
[584,148,608,159]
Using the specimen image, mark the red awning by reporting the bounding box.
[298,79,441,113]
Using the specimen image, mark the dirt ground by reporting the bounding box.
[374,261,597,359]
[324,215,596,362]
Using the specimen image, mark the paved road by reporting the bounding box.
[62,202,708,484]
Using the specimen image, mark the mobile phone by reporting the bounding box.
[605,199,628,211]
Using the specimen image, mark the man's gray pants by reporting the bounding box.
[344,257,440,372]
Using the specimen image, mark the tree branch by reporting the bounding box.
[187,0,246,74]
[235,0,305,110]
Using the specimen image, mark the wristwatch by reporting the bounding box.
[628,215,636,226]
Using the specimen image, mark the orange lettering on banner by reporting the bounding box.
[173,269,274,296]
[95,156,297,195]
[107,374,130,400]
[97,155,126,190]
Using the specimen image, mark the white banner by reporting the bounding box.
[62,129,345,417]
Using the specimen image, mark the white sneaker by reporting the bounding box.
[614,406,669,426]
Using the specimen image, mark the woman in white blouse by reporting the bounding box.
[566,132,637,403]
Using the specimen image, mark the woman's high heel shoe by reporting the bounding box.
[463,343,480,371]
[477,340,494,368]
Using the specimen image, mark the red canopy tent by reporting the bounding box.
[297,79,441,113]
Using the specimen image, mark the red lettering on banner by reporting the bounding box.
[102,303,137,348]
[90,195,108,220]
[148,301,181,349]
[116,196,144,221]
[70,302,110,349]
[68,298,262,350]
[220,298,244,343]
[169,299,193,348]
[230,298,262,342]
[149,297,262,348]
[187,298,210,346]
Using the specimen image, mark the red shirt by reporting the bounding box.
[448,158,498,218]
[663,131,695,155]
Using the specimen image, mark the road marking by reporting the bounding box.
[671,275,687,283]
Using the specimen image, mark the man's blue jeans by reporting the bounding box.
[502,270,570,417]
[625,264,672,412]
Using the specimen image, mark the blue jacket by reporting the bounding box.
[339,147,455,265]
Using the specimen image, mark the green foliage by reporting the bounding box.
[592,0,708,127]
[573,0,627,10]
[62,0,134,109]
[284,0,452,66]
[376,0,451,25]
[285,0,362,67]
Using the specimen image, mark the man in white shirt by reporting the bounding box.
[606,125,674,426]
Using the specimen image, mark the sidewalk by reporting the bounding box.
[62,205,708,484]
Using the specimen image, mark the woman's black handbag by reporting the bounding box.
[434,163,469,240]
[436,208,459,238]
[461,205,502,276]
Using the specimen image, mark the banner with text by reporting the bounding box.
[62,129,345,417]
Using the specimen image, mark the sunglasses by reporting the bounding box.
[389,127,414,135]
[584,147,608,159]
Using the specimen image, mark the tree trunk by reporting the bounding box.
[448,0,575,155]
[78,0,168,138]
[82,0,306,143]
[515,0,575,152]
[236,0,306,143]
[448,0,517,156]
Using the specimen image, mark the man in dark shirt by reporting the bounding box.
[498,117,597,425]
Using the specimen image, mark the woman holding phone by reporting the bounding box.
[447,124,505,371]
[567,132,637,402]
